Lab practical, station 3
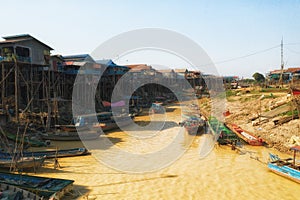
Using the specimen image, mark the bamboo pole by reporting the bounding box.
[14,59,19,122]
[293,150,296,168]
[1,62,5,106]
[30,65,33,111]
[46,67,51,131]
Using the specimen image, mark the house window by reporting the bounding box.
[16,46,30,57]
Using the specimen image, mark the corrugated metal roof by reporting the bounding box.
[1,34,53,50]
[129,65,153,72]
[290,145,300,152]
[286,67,300,73]
[157,69,174,73]
[96,59,114,65]
[174,69,188,73]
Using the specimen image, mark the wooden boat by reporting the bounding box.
[0,148,90,159]
[41,130,101,141]
[268,146,300,184]
[94,117,134,131]
[208,117,240,145]
[0,182,42,199]
[4,132,48,147]
[179,117,206,135]
[55,124,77,132]
[291,87,300,96]
[149,103,164,113]
[0,172,74,199]
[225,123,264,146]
[0,156,45,171]
[75,112,134,132]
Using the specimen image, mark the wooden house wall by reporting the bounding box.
[15,40,50,65]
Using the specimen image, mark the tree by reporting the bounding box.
[252,72,265,82]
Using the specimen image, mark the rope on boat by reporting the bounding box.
[249,155,268,165]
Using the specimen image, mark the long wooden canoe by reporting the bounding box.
[0,182,42,199]
[208,117,240,145]
[41,130,101,141]
[0,148,90,159]
[292,87,300,96]
[0,172,74,199]
[268,147,300,184]
[0,156,45,171]
[225,123,264,146]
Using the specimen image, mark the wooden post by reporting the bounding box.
[259,99,261,124]
[1,62,5,106]
[293,150,296,168]
[30,65,33,111]
[46,67,51,131]
[14,62,19,123]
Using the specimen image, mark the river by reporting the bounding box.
[28,104,299,200]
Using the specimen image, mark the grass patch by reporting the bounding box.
[260,88,289,93]
[282,110,299,116]
[225,90,237,98]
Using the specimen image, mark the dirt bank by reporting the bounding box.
[206,88,300,154]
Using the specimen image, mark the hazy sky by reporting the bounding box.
[1,0,300,78]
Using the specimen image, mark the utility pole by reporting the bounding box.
[279,37,284,87]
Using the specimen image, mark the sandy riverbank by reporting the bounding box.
[199,88,300,154]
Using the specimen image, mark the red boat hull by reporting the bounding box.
[226,123,264,146]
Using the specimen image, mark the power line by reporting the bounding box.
[198,42,300,68]
[284,42,300,46]
[215,45,280,65]
[286,46,300,54]
[200,44,280,67]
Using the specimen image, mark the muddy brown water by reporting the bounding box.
[26,106,299,200]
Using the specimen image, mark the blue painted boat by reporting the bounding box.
[0,147,90,159]
[0,182,42,199]
[268,146,300,184]
[0,172,74,199]
[0,156,45,171]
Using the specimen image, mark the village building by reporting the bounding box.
[0,34,54,122]
[267,67,300,84]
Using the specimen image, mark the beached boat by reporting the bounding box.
[94,117,134,131]
[41,130,101,141]
[225,123,264,146]
[208,117,240,145]
[4,131,48,147]
[75,112,134,132]
[291,87,300,96]
[0,182,42,199]
[268,146,300,184]
[149,102,164,113]
[0,156,45,171]
[0,148,90,159]
[0,172,74,199]
[55,124,77,132]
[179,117,206,135]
